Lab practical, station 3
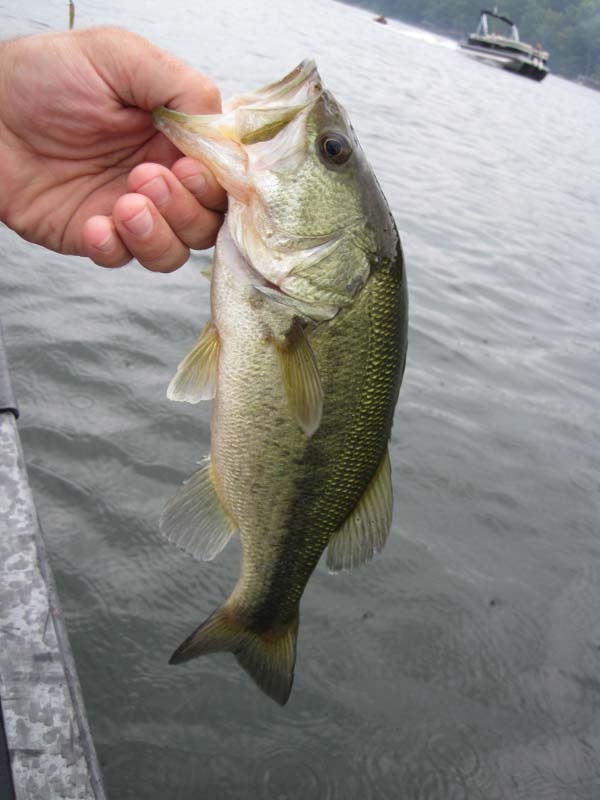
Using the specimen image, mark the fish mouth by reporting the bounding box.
[223,60,322,113]
[152,61,323,197]
[153,60,321,146]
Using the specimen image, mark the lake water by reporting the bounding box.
[2,1,600,798]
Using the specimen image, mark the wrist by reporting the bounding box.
[0,39,19,226]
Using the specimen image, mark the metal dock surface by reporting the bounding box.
[0,325,106,800]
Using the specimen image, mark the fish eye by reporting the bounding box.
[317,132,352,166]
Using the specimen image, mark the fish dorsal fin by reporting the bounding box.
[167,320,220,403]
[327,448,393,572]
[160,458,237,561]
[276,321,323,437]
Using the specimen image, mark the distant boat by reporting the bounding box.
[460,9,549,82]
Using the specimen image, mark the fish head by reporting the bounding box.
[154,62,397,317]
[153,60,321,201]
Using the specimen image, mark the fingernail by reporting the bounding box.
[123,205,153,237]
[94,231,116,252]
[139,176,170,208]
[181,171,207,196]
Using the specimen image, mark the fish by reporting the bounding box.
[153,60,408,706]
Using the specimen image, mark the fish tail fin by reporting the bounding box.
[169,605,300,706]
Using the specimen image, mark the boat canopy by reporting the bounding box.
[477,9,520,42]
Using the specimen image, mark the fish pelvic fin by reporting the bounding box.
[327,448,393,572]
[167,320,220,403]
[170,606,300,706]
[160,458,237,561]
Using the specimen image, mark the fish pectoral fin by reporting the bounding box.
[167,320,220,403]
[159,458,237,561]
[276,321,323,437]
[170,605,299,707]
[327,448,393,572]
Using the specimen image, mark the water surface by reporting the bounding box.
[1,2,600,798]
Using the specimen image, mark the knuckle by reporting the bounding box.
[128,162,163,189]
[175,205,202,231]
[200,80,222,113]
[90,251,131,269]
[92,26,141,42]
[137,237,187,271]
[189,229,219,251]
[79,26,135,48]
[178,210,222,250]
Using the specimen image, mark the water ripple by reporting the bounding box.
[2,1,600,798]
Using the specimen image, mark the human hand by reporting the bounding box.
[0,27,227,271]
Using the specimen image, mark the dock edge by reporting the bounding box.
[0,324,107,800]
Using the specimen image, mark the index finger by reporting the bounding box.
[80,28,222,115]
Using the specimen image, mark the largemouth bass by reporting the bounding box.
[153,61,408,705]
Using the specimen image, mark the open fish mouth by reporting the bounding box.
[223,59,322,113]
[153,61,322,149]
[153,60,323,199]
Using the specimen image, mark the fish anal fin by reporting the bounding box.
[170,605,299,706]
[167,320,220,403]
[327,448,393,572]
[159,458,236,562]
[276,321,323,437]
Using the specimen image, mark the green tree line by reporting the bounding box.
[343,0,600,80]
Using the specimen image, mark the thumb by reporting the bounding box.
[78,26,222,115]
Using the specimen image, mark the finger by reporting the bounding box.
[82,28,222,115]
[112,193,189,272]
[127,163,224,250]
[171,157,228,213]
[83,215,132,268]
